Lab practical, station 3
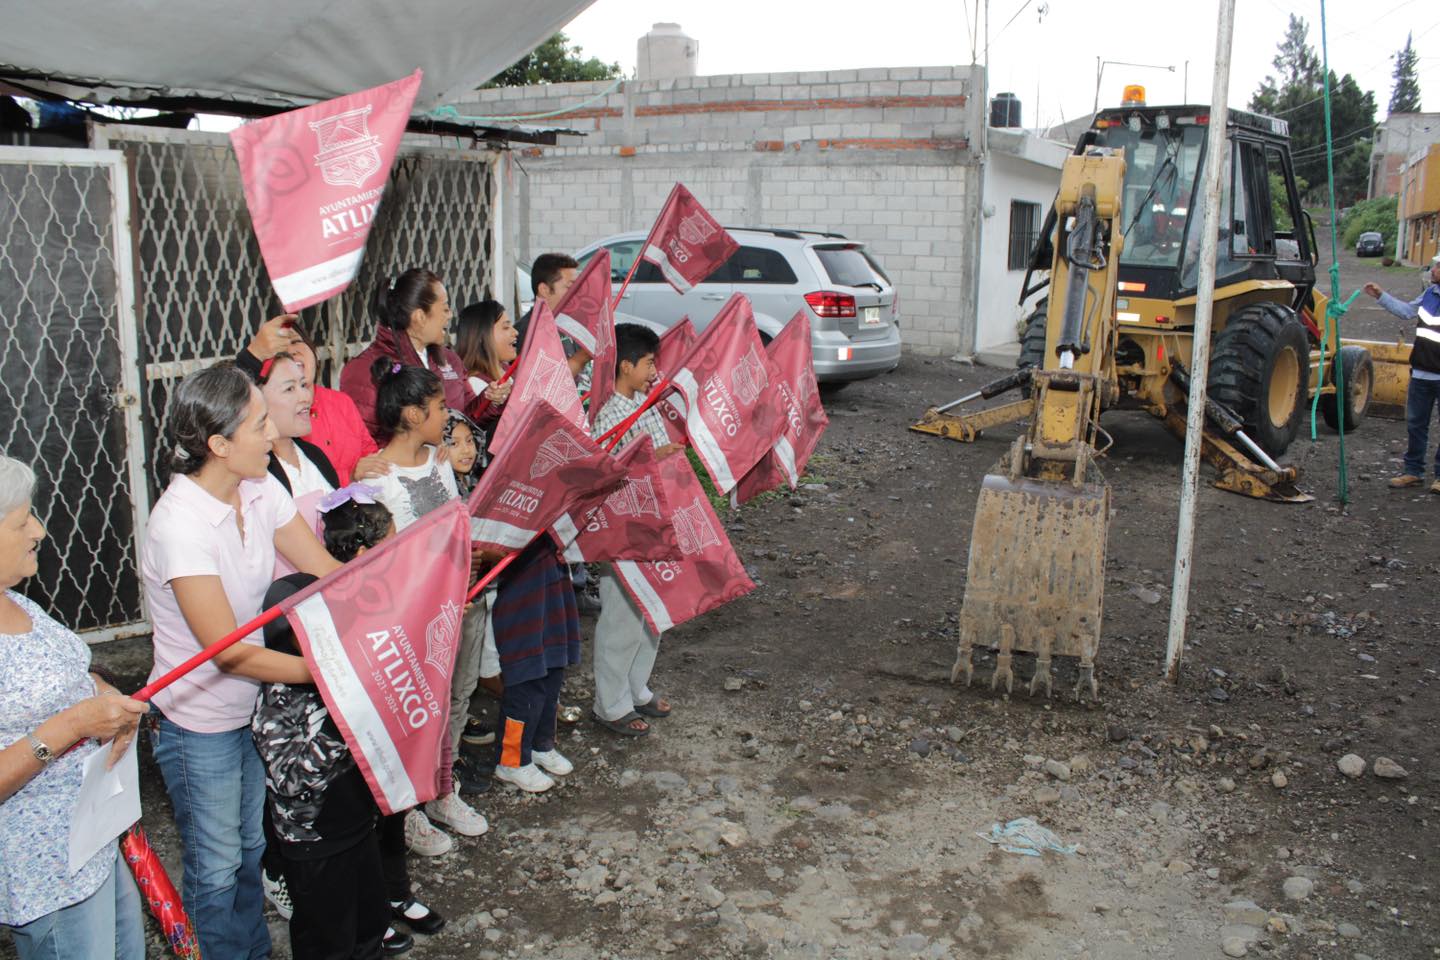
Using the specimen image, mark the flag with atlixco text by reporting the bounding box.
[734,312,829,503]
[469,400,629,553]
[231,71,421,312]
[639,183,739,294]
[613,454,754,634]
[667,294,786,493]
[279,498,469,815]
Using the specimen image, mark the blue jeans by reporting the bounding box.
[7,848,144,960]
[1403,375,1440,477]
[152,715,270,960]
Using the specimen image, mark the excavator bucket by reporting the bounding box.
[954,473,1109,700]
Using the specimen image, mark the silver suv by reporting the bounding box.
[574,227,902,383]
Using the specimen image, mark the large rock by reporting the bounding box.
[1337,754,1366,779]
[1282,876,1314,901]
[1372,757,1409,780]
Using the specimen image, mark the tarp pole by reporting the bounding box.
[1165,0,1236,682]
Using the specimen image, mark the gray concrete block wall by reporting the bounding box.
[471,66,984,356]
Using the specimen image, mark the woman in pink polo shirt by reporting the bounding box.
[142,362,340,959]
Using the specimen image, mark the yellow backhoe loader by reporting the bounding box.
[914,92,1410,698]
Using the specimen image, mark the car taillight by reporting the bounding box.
[805,291,856,318]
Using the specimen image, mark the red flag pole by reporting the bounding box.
[466,356,521,422]
[465,549,519,601]
[133,605,288,702]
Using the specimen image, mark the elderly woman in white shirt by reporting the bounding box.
[0,455,148,960]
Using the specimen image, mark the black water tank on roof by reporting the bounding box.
[990,92,1022,128]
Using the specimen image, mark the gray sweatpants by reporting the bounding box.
[592,568,661,722]
[448,593,490,754]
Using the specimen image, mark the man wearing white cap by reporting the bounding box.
[1365,252,1440,493]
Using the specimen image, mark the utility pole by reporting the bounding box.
[1165,0,1236,682]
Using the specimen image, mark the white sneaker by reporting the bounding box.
[425,792,489,837]
[261,868,293,920]
[494,762,555,793]
[532,748,573,776]
[403,808,453,856]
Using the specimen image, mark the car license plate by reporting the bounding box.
[862,306,882,325]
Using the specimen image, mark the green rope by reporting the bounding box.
[428,78,625,125]
[1311,0,1350,503]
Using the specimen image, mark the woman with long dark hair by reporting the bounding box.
[339,268,475,442]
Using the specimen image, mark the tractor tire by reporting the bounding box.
[1319,344,1374,432]
[1208,302,1310,457]
[1016,300,1048,397]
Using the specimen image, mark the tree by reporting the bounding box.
[1250,15,1377,206]
[1389,32,1422,115]
[485,33,622,88]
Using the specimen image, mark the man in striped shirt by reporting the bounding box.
[590,325,685,736]
[1365,251,1440,493]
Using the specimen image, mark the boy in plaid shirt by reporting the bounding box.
[590,325,684,736]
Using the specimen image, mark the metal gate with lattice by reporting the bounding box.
[0,146,150,641]
[2,129,497,641]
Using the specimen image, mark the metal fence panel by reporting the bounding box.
[0,146,149,639]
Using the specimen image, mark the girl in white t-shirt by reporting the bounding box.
[364,360,491,866]
[366,361,460,531]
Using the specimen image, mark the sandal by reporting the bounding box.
[591,710,650,737]
[634,695,672,719]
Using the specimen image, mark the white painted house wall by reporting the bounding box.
[974,128,1069,361]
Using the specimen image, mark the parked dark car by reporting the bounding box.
[1355,231,1385,257]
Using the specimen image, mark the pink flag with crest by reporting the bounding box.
[489,302,586,454]
[639,184,740,294]
[278,498,469,816]
[613,455,755,634]
[555,251,618,427]
[667,295,787,493]
[653,318,696,444]
[551,438,680,563]
[230,71,422,312]
[469,400,629,553]
[733,312,830,503]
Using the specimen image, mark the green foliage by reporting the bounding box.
[1339,196,1397,248]
[1390,33,1422,115]
[485,33,621,88]
[1268,171,1308,233]
[1249,15,1378,207]
[685,447,729,515]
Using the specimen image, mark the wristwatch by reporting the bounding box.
[25,732,55,767]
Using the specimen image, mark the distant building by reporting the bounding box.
[1370,113,1440,199]
[974,127,1069,361]
[1398,143,1440,265]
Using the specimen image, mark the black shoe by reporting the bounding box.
[453,755,492,795]
[382,926,413,956]
[391,899,447,936]
[461,715,496,747]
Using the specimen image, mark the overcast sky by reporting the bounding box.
[560,0,1439,133]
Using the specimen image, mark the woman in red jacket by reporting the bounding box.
[237,318,389,483]
[340,268,475,442]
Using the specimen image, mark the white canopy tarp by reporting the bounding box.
[0,0,597,112]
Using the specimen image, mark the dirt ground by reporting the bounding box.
[19,241,1439,960]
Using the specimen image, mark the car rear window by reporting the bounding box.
[729,246,796,284]
[814,245,885,287]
